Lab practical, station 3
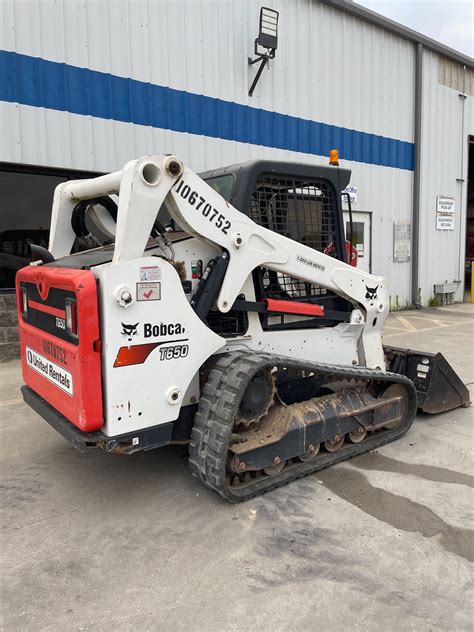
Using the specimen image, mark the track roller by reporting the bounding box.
[324,435,345,452]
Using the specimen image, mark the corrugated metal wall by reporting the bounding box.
[0,0,470,305]
[0,0,415,169]
[419,49,474,303]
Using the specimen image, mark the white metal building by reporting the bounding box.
[0,0,473,306]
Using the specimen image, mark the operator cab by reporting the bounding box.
[199,160,353,335]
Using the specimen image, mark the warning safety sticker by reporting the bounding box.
[140,266,161,281]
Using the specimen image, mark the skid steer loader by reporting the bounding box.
[16,154,470,501]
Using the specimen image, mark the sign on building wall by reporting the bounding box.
[393,221,411,262]
[342,185,358,204]
[436,196,455,230]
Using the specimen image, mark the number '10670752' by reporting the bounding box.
[175,179,231,235]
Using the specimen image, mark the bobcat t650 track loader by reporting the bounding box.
[16,155,470,501]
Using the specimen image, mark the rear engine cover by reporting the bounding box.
[16,266,103,431]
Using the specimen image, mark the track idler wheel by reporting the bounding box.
[380,383,409,429]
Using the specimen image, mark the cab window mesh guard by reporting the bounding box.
[249,175,340,302]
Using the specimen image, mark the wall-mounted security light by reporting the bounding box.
[248,7,279,97]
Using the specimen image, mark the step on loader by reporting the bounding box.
[17,155,470,501]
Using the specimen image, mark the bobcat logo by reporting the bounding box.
[365,285,379,302]
[121,322,139,342]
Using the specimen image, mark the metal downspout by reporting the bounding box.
[456,66,467,291]
[412,42,423,308]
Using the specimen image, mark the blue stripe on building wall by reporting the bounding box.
[0,50,414,171]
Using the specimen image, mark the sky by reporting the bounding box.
[355,0,473,57]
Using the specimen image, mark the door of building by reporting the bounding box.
[0,164,101,290]
[343,211,371,273]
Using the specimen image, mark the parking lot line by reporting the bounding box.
[395,315,418,331]
[0,398,23,408]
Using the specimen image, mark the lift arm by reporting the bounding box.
[48,155,388,369]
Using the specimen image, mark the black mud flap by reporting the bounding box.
[384,346,471,414]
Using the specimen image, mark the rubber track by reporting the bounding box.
[189,352,418,503]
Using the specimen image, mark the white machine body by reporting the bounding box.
[44,155,388,438]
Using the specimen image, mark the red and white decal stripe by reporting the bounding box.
[113,339,189,367]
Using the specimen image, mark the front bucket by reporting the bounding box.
[384,346,471,414]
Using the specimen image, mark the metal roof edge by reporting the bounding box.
[321,0,474,69]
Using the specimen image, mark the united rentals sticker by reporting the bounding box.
[26,346,73,396]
